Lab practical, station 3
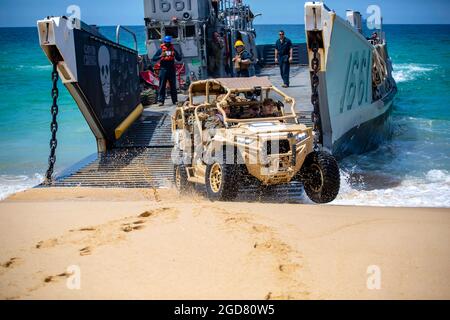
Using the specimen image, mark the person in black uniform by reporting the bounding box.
[274,30,293,88]
[152,36,182,106]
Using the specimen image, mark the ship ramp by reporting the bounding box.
[51,66,313,195]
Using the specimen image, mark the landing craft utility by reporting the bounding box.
[35,1,395,197]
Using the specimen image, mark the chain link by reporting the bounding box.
[44,63,59,185]
[310,41,322,150]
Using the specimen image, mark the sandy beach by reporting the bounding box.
[0,187,449,300]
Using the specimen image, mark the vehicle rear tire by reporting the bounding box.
[174,165,191,193]
[140,88,157,106]
[300,151,340,204]
[205,162,239,201]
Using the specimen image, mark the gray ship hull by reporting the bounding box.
[305,2,397,158]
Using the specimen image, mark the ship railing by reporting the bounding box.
[116,25,138,51]
[220,0,254,32]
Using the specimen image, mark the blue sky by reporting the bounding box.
[0,0,449,27]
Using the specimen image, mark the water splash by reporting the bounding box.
[334,169,450,207]
[392,63,436,83]
[0,173,43,200]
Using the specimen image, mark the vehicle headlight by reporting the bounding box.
[295,133,308,143]
[237,137,254,145]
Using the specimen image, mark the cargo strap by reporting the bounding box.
[44,63,59,185]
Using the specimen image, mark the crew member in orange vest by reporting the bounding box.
[152,36,182,106]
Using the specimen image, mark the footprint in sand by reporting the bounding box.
[79,246,92,256]
[36,238,58,249]
[265,291,308,300]
[44,272,71,283]
[278,263,301,273]
[76,227,96,232]
[1,257,21,269]
[33,207,178,259]
[121,220,147,233]
[207,206,309,299]
[139,211,153,218]
[138,207,173,218]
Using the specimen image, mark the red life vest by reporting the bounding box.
[161,43,175,61]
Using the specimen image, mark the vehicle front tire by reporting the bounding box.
[174,165,191,193]
[205,162,239,201]
[300,151,340,204]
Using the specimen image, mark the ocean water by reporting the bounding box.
[0,24,449,207]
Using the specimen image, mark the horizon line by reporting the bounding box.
[1,23,449,28]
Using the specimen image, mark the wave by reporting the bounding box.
[0,173,43,200]
[1,169,449,207]
[334,169,450,208]
[392,63,436,83]
[0,64,52,71]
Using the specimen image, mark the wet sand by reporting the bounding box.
[0,187,449,300]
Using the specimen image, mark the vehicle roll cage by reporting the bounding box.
[185,78,298,129]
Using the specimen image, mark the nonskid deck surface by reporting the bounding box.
[51,110,174,188]
[114,112,173,148]
[49,66,313,191]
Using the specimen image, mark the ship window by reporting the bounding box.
[147,27,161,40]
[185,26,196,38]
[165,27,179,39]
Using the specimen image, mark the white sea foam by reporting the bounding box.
[1,169,449,207]
[392,63,436,83]
[0,173,43,200]
[31,65,52,70]
[333,169,450,207]
[0,64,52,71]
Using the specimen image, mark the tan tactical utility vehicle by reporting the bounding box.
[172,77,340,203]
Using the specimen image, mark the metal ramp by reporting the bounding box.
[51,109,313,189]
[52,110,175,188]
[50,106,313,190]
[114,113,173,148]
[49,64,314,191]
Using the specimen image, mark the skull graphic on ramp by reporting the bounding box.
[98,45,111,105]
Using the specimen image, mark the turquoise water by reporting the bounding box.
[0,25,449,206]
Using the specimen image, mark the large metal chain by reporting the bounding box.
[44,63,59,185]
[310,41,322,150]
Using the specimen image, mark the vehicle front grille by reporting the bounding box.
[264,139,291,155]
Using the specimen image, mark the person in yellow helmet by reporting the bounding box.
[232,40,251,77]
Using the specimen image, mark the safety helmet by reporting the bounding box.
[234,40,245,48]
[164,35,172,43]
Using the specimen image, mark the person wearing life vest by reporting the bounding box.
[232,40,252,77]
[152,36,182,106]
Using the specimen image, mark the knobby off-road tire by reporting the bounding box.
[174,165,192,193]
[300,151,340,204]
[205,162,239,201]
